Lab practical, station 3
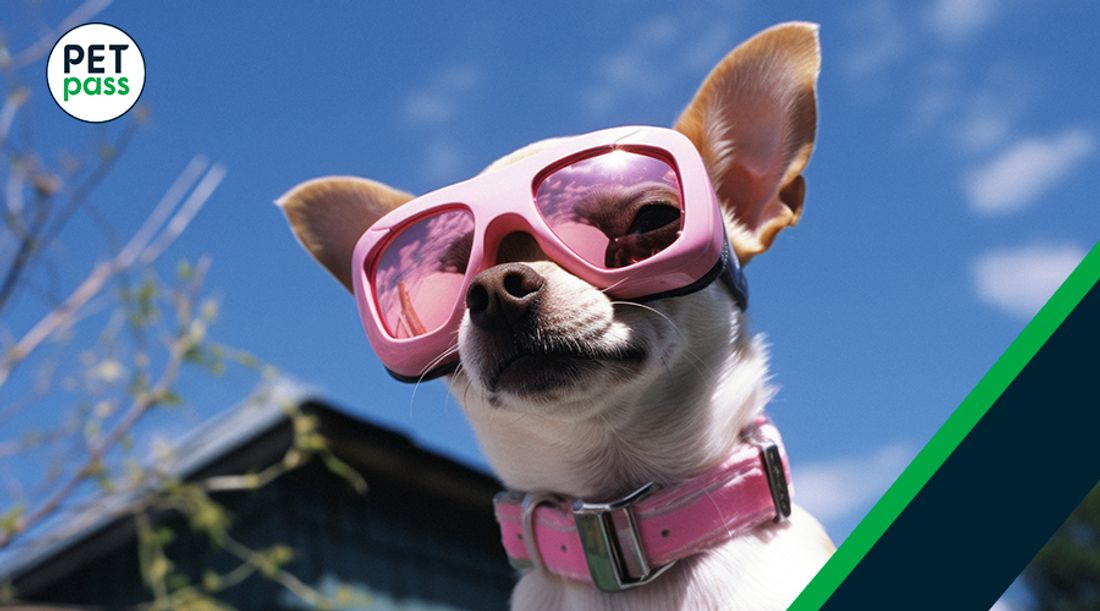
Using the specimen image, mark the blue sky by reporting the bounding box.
[1,0,1097,568]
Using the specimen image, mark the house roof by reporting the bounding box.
[0,378,501,592]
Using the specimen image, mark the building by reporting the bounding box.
[0,381,517,609]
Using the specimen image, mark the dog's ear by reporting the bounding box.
[675,22,820,264]
[277,176,414,292]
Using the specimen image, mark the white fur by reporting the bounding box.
[450,268,833,609]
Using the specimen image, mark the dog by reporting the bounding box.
[279,21,834,610]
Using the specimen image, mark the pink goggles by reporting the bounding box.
[351,126,748,381]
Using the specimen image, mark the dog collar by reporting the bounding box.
[492,417,791,592]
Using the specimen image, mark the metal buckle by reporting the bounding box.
[571,482,675,592]
[499,490,565,573]
[746,428,792,522]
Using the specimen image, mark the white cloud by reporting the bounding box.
[842,0,908,79]
[402,63,482,125]
[959,113,1013,151]
[909,61,1034,155]
[583,15,682,114]
[794,443,913,525]
[681,21,735,73]
[580,11,742,115]
[400,64,482,184]
[434,63,481,92]
[972,243,1086,318]
[403,92,455,123]
[925,0,1003,43]
[423,140,463,185]
[953,64,1034,153]
[965,128,1095,214]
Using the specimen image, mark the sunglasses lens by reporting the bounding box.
[372,209,474,338]
[535,150,682,269]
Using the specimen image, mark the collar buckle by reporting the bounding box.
[571,481,676,592]
[745,426,793,521]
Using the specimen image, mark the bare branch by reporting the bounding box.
[121,157,208,265]
[7,0,113,70]
[34,118,141,263]
[0,262,210,548]
[141,164,225,263]
[0,88,28,149]
[0,193,50,311]
[0,121,141,316]
[220,535,328,608]
[0,159,220,389]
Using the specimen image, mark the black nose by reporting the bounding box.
[466,263,545,330]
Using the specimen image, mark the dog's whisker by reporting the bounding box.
[462,378,474,405]
[610,300,709,381]
[598,273,638,295]
[420,343,460,377]
[442,362,466,413]
[409,343,460,416]
[610,300,680,338]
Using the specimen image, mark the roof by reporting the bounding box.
[0,377,501,591]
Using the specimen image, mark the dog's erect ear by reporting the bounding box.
[675,22,820,264]
[277,176,414,292]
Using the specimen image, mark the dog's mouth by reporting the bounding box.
[486,345,646,396]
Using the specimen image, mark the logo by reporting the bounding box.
[46,23,145,123]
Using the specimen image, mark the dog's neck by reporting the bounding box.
[452,308,774,501]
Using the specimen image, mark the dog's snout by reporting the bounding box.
[466,263,545,329]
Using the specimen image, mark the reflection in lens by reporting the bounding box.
[534,150,682,268]
[372,209,474,338]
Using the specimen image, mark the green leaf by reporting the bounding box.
[155,527,175,546]
[200,299,219,322]
[147,554,171,585]
[0,504,24,535]
[177,260,193,281]
[296,432,328,452]
[321,453,367,495]
[166,571,189,591]
[0,581,17,604]
[282,449,304,469]
[187,495,230,545]
[201,570,221,592]
[268,544,294,566]
[160,389,183,407]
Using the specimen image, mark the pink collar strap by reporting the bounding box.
[493,418,793,592]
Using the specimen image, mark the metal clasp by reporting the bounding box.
[500,490,566,573]
[745,427,792,522]
[571,482,675,592]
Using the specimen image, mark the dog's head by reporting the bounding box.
[280,23,818,428]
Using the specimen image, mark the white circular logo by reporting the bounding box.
[46,23,145,123]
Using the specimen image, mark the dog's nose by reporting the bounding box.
[466,263,545,330]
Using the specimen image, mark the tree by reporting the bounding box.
[1024,483,1100,611]
[0,4,364,608]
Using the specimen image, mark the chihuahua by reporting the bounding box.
[279,22,834,610]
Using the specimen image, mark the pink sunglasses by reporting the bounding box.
[351,126,748,381]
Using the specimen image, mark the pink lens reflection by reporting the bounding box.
[535,150,682,269]
[372,209,474,339]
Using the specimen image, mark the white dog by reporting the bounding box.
[280,22,834,610]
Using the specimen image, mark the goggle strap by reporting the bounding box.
[633,242,748,310]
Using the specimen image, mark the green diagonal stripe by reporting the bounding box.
[789,240,1100,611]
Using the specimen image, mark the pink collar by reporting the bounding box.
[493,418,792,592]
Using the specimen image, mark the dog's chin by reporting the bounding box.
[480,346,647,404]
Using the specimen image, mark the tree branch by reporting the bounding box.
[0,159,220,389]
[0,260,210,548]
[6,0,113,70]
